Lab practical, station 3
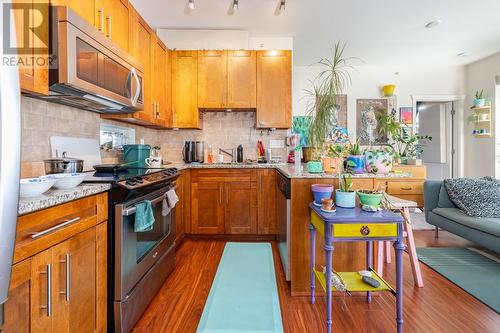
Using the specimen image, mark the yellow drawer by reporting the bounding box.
[333,223,397,238]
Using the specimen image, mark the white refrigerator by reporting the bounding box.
[0,0,22,324]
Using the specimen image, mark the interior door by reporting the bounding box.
[191,182,224,234]
[224,182,257,234]
[198,50,227,108]
[417,101,454,180]
[227,50,256,108]
[51,228,96,333]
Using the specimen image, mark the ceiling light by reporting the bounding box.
[275,0,286,15]
[232,0,238,11]
[188,0,195,10]
[456,52,467,57]
[425,20,442,29]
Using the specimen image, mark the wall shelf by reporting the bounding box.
[470,105,492,138]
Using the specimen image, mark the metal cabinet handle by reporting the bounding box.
[360,225,370,236]
[40,264,52,316]
[59,253,70,302]
[400,187,413,191]
[123,193,167,216]
[98,5,104,32]
[31,217,81,239]
[106,13,112,38]
[157,102,160,118]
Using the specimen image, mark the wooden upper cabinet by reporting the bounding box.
[172,51,200,129]
[151,39,171,128]
[132,14,153,123]
[198,50,227,109]
[13,0,49,95]
[256,50,292,128]
[227,50,256,108]
[52,0,97,26]
[105,0,131,52]
[224,182,257,234]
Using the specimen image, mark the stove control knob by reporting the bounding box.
[134,176,144,183]
[126,179,136,186]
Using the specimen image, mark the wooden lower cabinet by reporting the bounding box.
[224,182,257,234]
[257,169,277,234]
[191,181,225,234]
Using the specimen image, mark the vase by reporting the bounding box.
[322,157,343,174]
[473,99,486,107]
[312,184,334,205]
[346,155,366,174]
[364,151,393,174]
[335,189,356,208]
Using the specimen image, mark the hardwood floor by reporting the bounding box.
[133,231,500,333]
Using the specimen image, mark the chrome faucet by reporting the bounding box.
[219,148,237,163]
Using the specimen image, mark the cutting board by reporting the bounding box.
[50,136,101,172]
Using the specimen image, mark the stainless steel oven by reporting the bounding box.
[34,6,145,113]
[114,185,176,333]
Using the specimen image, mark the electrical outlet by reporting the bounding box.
[270,139,285,149]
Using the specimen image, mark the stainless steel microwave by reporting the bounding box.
[35,6,144,113]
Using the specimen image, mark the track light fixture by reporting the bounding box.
[188,0,195,10]
[275,0,286,16]
[232,0,238,11]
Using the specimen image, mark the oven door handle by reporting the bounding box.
[122,193,166,217]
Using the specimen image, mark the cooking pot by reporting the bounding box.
[44,152,84,174]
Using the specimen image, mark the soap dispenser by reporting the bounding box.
[237,145,243,163]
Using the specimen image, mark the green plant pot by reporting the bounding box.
[356,191,383,207]
[306,161,323,174]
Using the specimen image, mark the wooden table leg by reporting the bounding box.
[324,223,333,333]
[402,207,424,287]
[394,237,405,333]
[309,223,316,304]
[366,240,372,303]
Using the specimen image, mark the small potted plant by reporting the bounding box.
[364,147,393,174]
[306,149,324,173]
[322,144,347,174]
[357,189,384,208]
[312,183,334,206]
[346,141,365,174]
[473,90,486,108]
[335,174,356,208]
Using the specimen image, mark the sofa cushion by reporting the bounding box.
[437,184,457,208]
[432,208,500,237]
[444,177,500,217]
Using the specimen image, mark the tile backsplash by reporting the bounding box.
[21,96,288,165]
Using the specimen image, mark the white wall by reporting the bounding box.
[464,53,500,177]
[293,64,465,135]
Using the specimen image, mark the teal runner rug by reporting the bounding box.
[197,242,284,333]
[417,247,500,313]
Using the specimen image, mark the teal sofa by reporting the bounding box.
[424,180,500,254]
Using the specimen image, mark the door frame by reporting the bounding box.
[411,95,466,178]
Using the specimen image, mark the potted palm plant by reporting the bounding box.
[305,41,354,173]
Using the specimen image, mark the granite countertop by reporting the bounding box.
[18,183,111,216]
[169,162,413,179]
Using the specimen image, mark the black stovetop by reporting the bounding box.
[83,167,168,183]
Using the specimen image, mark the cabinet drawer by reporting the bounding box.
[386,181,423,194]
[14,193,108,264]
[191,168,257,182]
[333,223,398,238]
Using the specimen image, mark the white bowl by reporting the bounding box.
[19,177,56,198]
[51,173,87,190]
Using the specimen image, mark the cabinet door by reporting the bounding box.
[52,227,96,333]
[151,38,170,128]
[257,169,277,234]
[227,50,256,108]
[52,0,97,27]
[106,0,131,52]
[13,0,49,95]
[191,182,224,234]
[131,12,154,123]
[224,182,257,234]
[256,50,292,128]
[31,249,53,333]
[198,50,227,108]
[172,51,200,128]
[0,259,32,333]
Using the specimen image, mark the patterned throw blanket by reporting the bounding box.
[444,177,500,217]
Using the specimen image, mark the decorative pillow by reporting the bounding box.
[437,184,457,208]
[444,177,500,217]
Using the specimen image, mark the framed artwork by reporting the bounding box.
[356,98,389,145]
[324,94,348,143]
[400,107,413,124]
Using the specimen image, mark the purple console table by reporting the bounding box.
[309,204,405,333]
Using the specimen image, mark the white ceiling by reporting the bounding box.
[130,0,500,67]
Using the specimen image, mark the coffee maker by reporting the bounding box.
[183,141,205,163]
